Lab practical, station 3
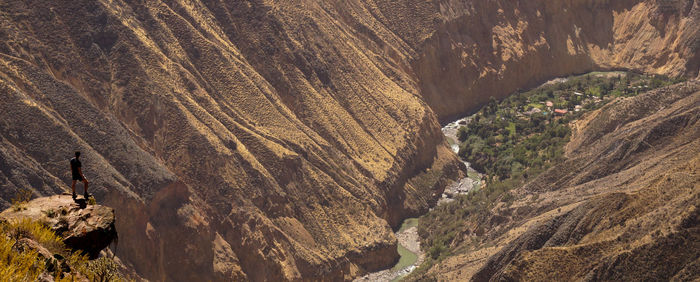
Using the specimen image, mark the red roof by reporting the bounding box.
[554,109,568,115]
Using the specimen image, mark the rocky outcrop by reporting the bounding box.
[0,195,117,258]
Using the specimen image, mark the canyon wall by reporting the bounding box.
[415,80,700,281]
[0,0,697,281]
[418,0,700,121]
[0,0,463,280]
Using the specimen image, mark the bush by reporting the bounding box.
[11,189,33,212]
[85,257,122,282]
[428,242,446,260]
[0,235,45,280]
[0,219,121,281]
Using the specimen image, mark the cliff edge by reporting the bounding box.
[1,195,117,259]
[0,195,120,280]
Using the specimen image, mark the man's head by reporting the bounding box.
[75,151,81,158]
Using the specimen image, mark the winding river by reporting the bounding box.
[355,116,483,281]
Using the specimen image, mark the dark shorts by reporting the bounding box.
[72,174,84,181]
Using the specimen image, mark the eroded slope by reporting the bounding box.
[0,1,463,280]
[417,0,700,121]
[416,81,700,281]
[0,0,698,281]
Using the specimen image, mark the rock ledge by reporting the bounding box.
[0,195,117,258]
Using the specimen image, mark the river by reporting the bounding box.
[354,116,483,281]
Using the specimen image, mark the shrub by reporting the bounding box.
[85,257,122,282]
[5,219,63,253]
[11,189,33,212]
[0,235,45,280]
[0,219,113,281]
[428,242,447,260]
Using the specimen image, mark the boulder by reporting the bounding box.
[1,195,117,258]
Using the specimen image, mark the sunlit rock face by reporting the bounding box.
[0,0,696,280]
[0,195,118,259]
[416,0,700,122]
[0,0,460,280]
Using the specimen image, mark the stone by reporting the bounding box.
[1,195,117,259]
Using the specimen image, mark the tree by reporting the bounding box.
[545,89,554,98]
[485,96,498,115]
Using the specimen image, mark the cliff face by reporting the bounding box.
[0,0,462,280]
[417,0,700,121]
[0,0,697,281]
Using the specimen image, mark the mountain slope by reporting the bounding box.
[0,0,698,280]
[416,0,700,121]
[414,81,700,281]
[0,1,462,280]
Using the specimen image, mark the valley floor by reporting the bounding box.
[408,75,699,281]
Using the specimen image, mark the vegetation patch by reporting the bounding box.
[408,72,682,279]
[0,219,124,281]
[11,189,33,212]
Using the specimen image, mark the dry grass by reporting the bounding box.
[10,189,33,212]
[0,234,45,280]
[0,219,123,281]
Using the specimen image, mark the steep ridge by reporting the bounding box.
[414,81,700,280]
[417,0,700,122]
[0,1,462,280]
[0,0,697,281]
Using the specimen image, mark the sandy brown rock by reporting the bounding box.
[0,0,697,281]
[1,195,117,259]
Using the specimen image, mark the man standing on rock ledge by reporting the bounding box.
[70,151,90,199]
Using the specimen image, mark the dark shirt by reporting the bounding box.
[70,158,81,178]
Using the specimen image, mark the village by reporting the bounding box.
[518,72,658,119]
[412,71,684,271]
[455,71,681,188]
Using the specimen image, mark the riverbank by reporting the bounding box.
[440,118,484,203]
[355,118,485,281]
[354,218,424,281]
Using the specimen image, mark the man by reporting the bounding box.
[70,151,90,199]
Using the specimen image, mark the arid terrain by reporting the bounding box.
[411,80,700,281]
[0,0,698,281]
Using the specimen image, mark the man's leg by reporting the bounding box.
[83,179,89,196]
[71,180,77,198]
